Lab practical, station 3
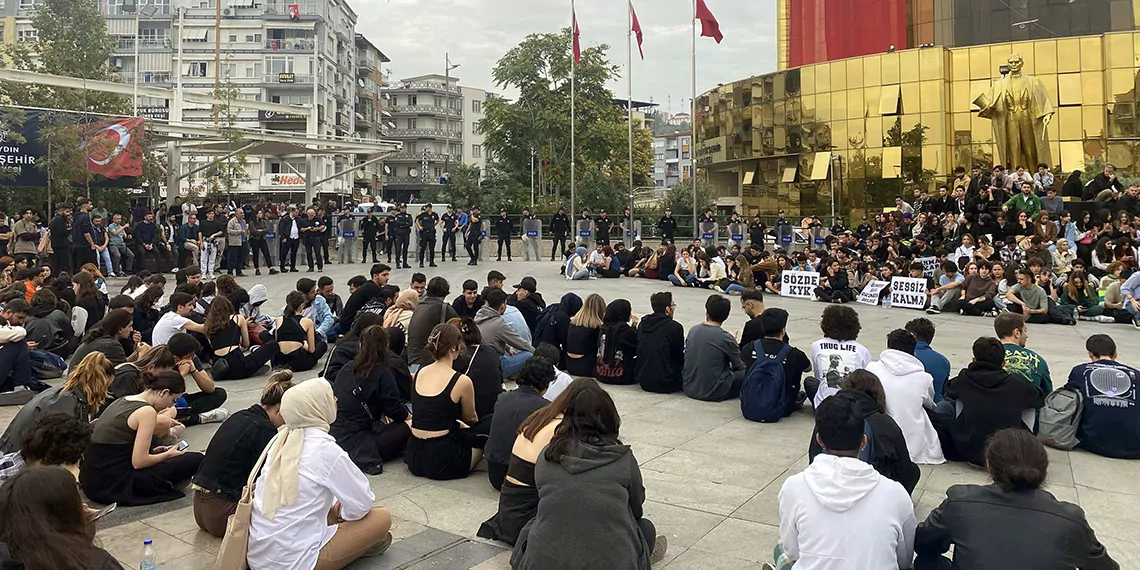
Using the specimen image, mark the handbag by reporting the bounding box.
[213,437,275,570]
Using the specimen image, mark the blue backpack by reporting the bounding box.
[741,341,793,423]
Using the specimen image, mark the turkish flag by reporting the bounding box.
[696,0,723,44]
[630,1,644,59]
[572,9,581,63]
[83,118,144,179]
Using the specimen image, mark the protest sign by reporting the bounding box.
[917,256,939,277]
[857,280,890,305]
[891,277,928,309]
[781,270,820,299]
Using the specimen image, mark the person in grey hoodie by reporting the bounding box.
[474,288,534,378]
[510,380,665,569]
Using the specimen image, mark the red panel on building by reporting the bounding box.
[788,0,909,68]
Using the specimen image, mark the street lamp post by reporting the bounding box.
[128,2,158,116]
[443,53,460,183]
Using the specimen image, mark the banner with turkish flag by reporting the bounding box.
[83,117,144,180]
[0,109,143,188]
[696,0,723,44]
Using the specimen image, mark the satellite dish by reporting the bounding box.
[357,78,365,87]
[409,168,419,177]
[383,165,391,174]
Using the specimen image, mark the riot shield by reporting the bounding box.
[811,226,829,248]
[523,218,542,261]
[576,219,594,248]
[700,221,718,248]
[264,228,278,267]
[727,222,746,248]
[339,217,357,264]
[623,220,642,247]
[777,224,794,249]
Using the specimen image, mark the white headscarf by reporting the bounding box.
[260,378,336,519]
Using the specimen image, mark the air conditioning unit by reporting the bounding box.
[113,58,123,70]
[408,168,419,177]
[222,7,233,16]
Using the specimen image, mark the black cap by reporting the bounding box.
[513,276,537,293]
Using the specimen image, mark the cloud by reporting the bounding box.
[354,0,776,114]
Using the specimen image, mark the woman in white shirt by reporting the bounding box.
[952,234,976,266]
[247,378,392,570]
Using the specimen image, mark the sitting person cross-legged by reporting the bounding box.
[595,299,640,385]
[867,329,945,465]
[483,356,554,492]
[682,295,746,402]
[0,412,90,487]
[474,288,535,379]
[204,296,279,381]
[1065,334,1140,460]
[273,291,328,372]
[451,317,505,417]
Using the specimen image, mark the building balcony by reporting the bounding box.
[382,81,460,94]
[387,104,461,117]
[386,128,461,140]
[263,73,314,86]
[263,1,325,20]
[264,38,315,51]
[384,151,456,162]
[116,37,171,51]
[104,4,173,16]
[382,176,440,186]
[133,71,174,84]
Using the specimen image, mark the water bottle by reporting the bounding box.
[140,539,157,570]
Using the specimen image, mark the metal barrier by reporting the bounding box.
[700,221,718,248]
[777,224,794,248]
[623,220,642,248]
[810,226,830,248]
[522,218,542,261]
[576,219,594,248]
[727,222,746,249]
[338,216,357,264]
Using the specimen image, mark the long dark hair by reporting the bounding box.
[204,296,236,337]
[283,291,306,318]
[82,308,132,343]
[72,271,99,302]
[543,379,622,464]
[135,285,164,311]
[343,313,384,341]
[353,325,391,378]
[0,466,100,570]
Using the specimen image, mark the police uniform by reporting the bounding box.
[416,210,440,267]
[360,213,381,263]
[495,213,513,260]
[594,215,613,246]
[393,209,413,268]
[521,212,540,261]
[465,210,484,264]
[658,215,677,243]
[440,212,458,261]
[550,211,570,260]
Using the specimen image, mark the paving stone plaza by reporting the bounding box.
[4,259,1137,569]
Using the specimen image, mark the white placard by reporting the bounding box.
[857,280,890,305]
[916,256,939,278]
[891,277,929,310]
[781,270,820,299]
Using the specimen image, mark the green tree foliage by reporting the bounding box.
[419,161,529,211]
[198,72,251,199]
[479,28,653,211]
[664,178,716,230]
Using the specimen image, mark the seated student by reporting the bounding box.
[506,277,546,333]
[752,308,811,418]
[932,337,1045,466]
[475,288,534,379]
[958,261,999,316]
[905,318,952,403]
[452,279,485,319]
[534,343,573,401]
[323,313,384,385]
[24,288,75,358]
[634,291,685,394]
[273,291,328,372]
[1066,334,1140,459]
[204,297,278,381]
[508,379,666,568]
[566,247,593,280]
[247,379,393,570]
[807,371,920,494]
[595,245,623,278]
[450,317,504,417]
[382,288,417,332]
[484,356,553,491]
[1004,267,1051,323]
[165,333,229,426]
[682,295,746,402]
[0,466,122,570]
[0,413,90,487]
[0,352,111,453]
[809,304,873,407]
[533,293,582,370]
[80,370,205,506]
[405,324,485,480]
[564,293,604,378]
[814,258,853,303]
[995,312,1053,393]
[132,285,165,340]
[775,394,917,570]
[914,429,1118,570]
[69,308,143,368]
[72,270,105,327]
[595,299,639,385]
[330,326,412,476]
[150,292,206,346]
[192,371,295,537]
[318,275,343,318]
[867,329,945,465]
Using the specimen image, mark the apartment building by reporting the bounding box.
[653,130,691,188]
[353,32,387,193]
[379,74,490,202]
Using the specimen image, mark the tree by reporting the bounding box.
[663,178,716,234]
[198,72,251,199]
[479,28,654,211]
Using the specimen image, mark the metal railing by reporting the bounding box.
[136,71,174,83]
[263,1,324,18]
[382,81,460,94]
[386,128,460,139]
[263,74,314,84]
[383,151,455,162]
[387,104,461,117]
[116,37,170,50]
[264,38,315,51]
[382,176,442,185]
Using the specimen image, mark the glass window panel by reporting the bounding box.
[867,116,883,147]
[951,82,969,114]
[801,66,815,95]
[901,114,920,140]
[864,55,882,88]
[810,152,831,180]
[1059,106,1083,141]
[1047,111,1060,145]
[921,112,943,144]
[1010,43,1035,74]
[1134,33,1140,67]
[922,145,942,173]
[1107,141,1137,171]
[774,73,786,100]
[1107,33,1134,68]
[972,112,992,143]
[1080,37,1103,71]
[882,147,902,178]
[1084,106,1105,139]
[795,96,811,123]
[1033,40,1057,75]
[1042,74,1059,111]
[774,100,786,124]
[1058,73,1083,106]
[831,91,847,121]
[900,83,919,115]
[969,79,990,111]
[951,50,970,78]
[815,64,830,93]
[847,119,865,148]
[865,148,883,178]
[831,61,846,91]
[1082,71,1105,106]
[1060,141,1085,172]
[848,89,865,121]
[865,85,882,117]
[1108,68,1137,102]
[989,45,1012,78]
[969,47,990,80]
[1057,39,1081,73]
[919,48,943,81]
[847,59,863,88]
[880,84,900,116]
[900,51,919,84]
[883,53,900,85]
[920,80,943,111]
[953,112,971,133]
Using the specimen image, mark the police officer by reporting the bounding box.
[594,209,613,246]
[319,207,334,265]
[465,205,483,265]
[550,206,570,260]
[657,209,677,244]
[393,204,413,269]
[360,208,381,263]
[830,216,847,236]
[440,205,459,262]
[300,207,324,272]
[726,211,743,248]
[699,209,717,246]
[748,215,767,251]
[577,208,592,247]
[520,207,540,261]
[416,204,440,268]
[380,207,393,263]
[495,208,513,261]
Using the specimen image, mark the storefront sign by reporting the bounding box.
[261,173,305,187]
[891,277,928,310]
[781,270,819,299]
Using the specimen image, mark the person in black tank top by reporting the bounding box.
[272,291,327,372]
[404,323,486,480]
[203,297,279,380]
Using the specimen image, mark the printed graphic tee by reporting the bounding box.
[811,337,873,408]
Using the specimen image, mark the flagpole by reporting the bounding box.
[691,0,698,239]
[570,0,577,218]
[627,0,634,246]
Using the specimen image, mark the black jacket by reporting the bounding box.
[277,215,300,239]
[634,313,684,393]
[484,387,549,466]
[329,361,409,474]
[808,389,921,494]
[507,291,545,334]
[551,213,570,235]
[915,484,1118,570]
[323,339,358,384]
[340,280,383,332]
[452,295,484,319]
[595,322,638,386]
[1083,173,1124,201]
[942,362,1045,465]
[495,216,513,237]
[193,405,278,501]
[453,344,503,418]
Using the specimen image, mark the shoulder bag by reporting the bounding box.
[213,436,275,570]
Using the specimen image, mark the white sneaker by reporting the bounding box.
[1093,315,1116,323]
[714,285,725,293]
[198,407,229,424]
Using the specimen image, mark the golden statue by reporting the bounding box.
[974,54,1054,169]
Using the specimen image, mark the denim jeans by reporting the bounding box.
[570,268,591,280]
[200,242,218,275]
[500,351,533,377]
[97,247,114,275]
[725,283,746,294]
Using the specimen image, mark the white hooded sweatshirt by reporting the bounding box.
[778,454,916,570]
[867,349,946,464]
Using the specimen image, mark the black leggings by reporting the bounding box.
[250,239,273,269]
[273,340,328,372]
[814,287,852,302]
[960,299,996,316]
[466,239,481,263]
[217,341,279,380]
[497,237,511,259]
[376,420,412,462]
[441,232,457,259]
[176,388,228,426]
[304,240,323,269]
[638,519,657,554]
[1006,302,1050,324]
[488,460,508,491]
[363,237,379,262]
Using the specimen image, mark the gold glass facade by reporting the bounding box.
[695,31,1140,220]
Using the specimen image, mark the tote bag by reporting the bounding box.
[214,436,276,570]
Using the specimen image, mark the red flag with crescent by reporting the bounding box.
[631,1,644,59]
[572,8,581,63]
[83,118,144,179]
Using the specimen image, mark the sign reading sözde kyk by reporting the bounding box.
[781,270,819,299]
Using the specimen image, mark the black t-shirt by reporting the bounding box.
[199,219,223,241]
[417,212,439,233]
[759,338,811,390]
[441,213,457,230]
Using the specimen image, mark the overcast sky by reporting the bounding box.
[358,0,777,115]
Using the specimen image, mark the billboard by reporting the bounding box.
[0,109,144,187]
